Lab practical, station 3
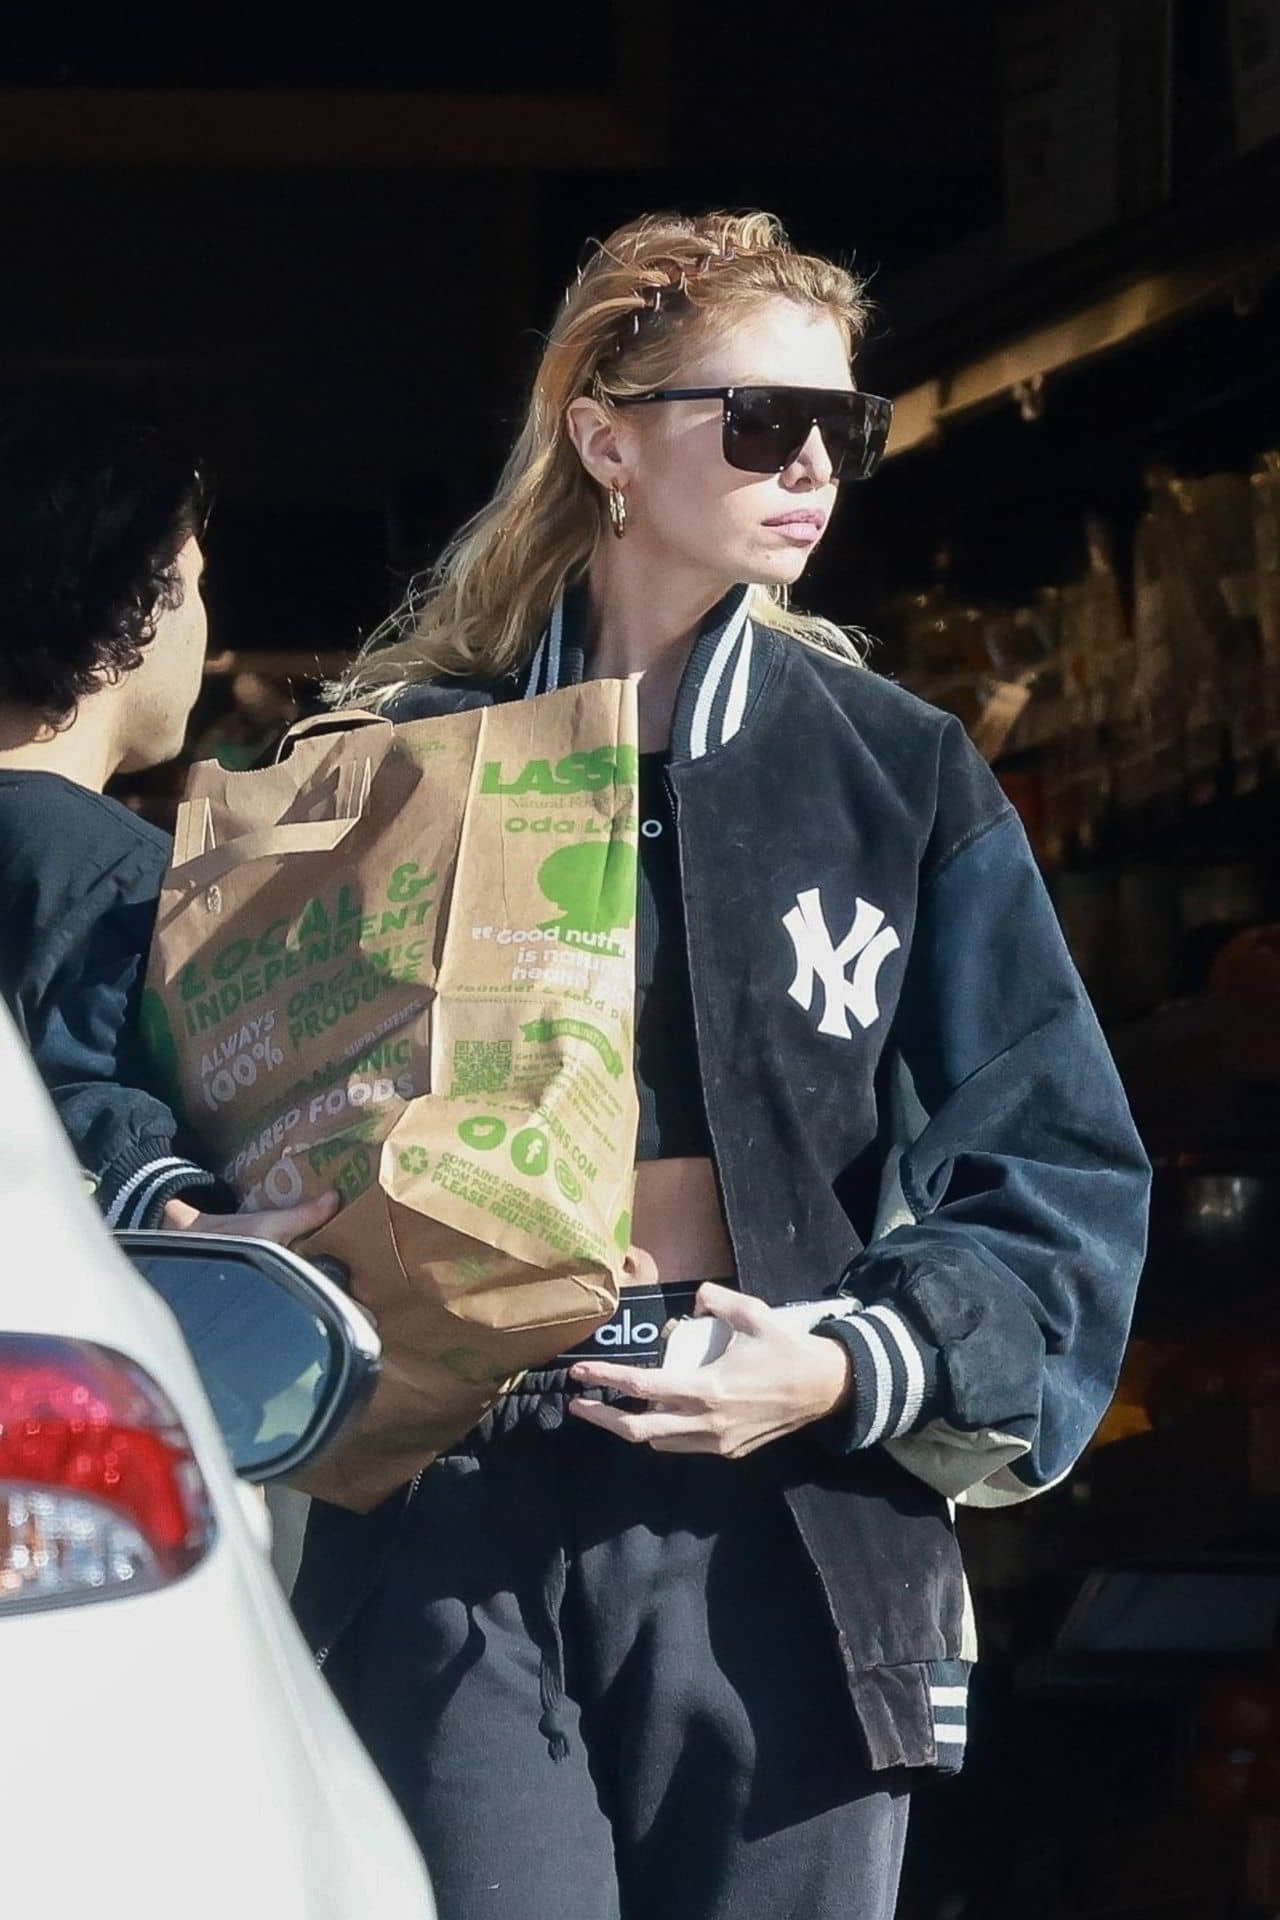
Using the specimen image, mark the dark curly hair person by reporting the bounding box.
[0,384,336,1244]
[0,384,208,761]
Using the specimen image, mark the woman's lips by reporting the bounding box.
[765,514,826,546]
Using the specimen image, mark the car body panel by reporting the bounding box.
[0,1009,434,1918]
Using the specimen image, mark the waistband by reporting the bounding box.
[456,1280,733,1449]
[551,1279,703,1367]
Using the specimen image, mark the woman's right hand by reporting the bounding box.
[160,1188,339,1246]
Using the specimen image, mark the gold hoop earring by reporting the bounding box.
[608,484,628,540]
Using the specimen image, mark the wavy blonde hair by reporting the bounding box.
[340,210,873,705]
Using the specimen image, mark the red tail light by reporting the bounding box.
[0,1335,215,1614]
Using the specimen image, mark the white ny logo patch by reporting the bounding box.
[783,889,901,1039]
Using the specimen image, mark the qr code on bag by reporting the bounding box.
[450,1040,513,1097]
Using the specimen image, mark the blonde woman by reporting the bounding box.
[295,212,1149,1920]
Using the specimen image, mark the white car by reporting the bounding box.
[0,1003,435,1919]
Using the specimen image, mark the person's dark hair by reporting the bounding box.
[0,384,208,723]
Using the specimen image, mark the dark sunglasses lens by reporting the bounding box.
[723,390,813,474]
[724,390,892,479]
[820,396,892,480]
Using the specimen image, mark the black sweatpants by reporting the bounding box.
[324,1407,909,1920]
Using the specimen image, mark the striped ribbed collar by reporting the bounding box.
[518,581,772,763]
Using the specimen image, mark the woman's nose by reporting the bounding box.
[785,423,834,490]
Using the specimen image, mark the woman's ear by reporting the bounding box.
[565,397,631,490]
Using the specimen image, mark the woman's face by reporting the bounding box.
[615,297,854,591]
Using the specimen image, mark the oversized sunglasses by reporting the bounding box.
[612,385,894,481]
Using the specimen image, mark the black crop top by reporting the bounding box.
[634,752,712,1161]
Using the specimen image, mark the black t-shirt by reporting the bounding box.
[634,752,711,1161]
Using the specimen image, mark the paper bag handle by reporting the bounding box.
[275,706,392,761]
[171,755,372,888]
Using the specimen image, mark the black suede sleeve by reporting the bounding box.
[835,790,1150,1499]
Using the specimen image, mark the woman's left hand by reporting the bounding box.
[567,1282,852,1458]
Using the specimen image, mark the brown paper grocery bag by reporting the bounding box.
[141,682,640,1508]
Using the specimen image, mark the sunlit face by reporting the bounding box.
[117,534,209,771]
[613,297,854,592]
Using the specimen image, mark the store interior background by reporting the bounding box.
[4,4,1280,1913]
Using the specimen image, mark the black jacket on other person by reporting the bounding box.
[0,769,219,1224]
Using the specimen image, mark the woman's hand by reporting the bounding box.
[567,1281,852,1458]
[161,1188,339,1246]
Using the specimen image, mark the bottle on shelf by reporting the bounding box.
[1165,470,1265,799]
[1055,516,1126,860]
[1111,467,1186,830]
[1251,451,1280,770]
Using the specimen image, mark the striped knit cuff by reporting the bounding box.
[813,1304,943,1453]
[928,1660,970,1772]
[101,1151,223,1229]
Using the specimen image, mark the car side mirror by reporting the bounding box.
[115,1232,380,1484]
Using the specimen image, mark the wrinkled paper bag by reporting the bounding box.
[141,684,640,1509]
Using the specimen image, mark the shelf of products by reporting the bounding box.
[888,453,1280,865]
[885,234,1280,461]
[883,165,1280,1919]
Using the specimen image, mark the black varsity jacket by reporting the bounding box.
[292,583,1151,1774]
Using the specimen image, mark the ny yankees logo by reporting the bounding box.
[783,889,901,1039]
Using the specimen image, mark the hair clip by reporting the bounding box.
[627,283,664,339]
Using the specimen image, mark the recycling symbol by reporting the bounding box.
[397,1146,430,1175]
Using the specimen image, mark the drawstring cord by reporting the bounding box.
[537,1537,571,1764]
[533,1391,572,1761]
